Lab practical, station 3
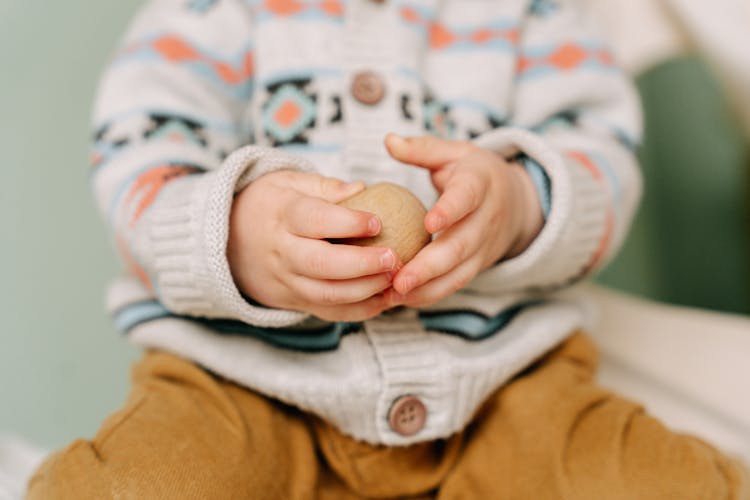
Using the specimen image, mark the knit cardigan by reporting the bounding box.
[93,0,642,445]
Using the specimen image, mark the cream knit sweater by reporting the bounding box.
[93,0,642,445]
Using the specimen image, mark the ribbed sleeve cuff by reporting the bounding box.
[148,145,314,327]
[469,127,608,293]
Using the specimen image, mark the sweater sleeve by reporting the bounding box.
[91,0,310,327]
[468,0,643,294]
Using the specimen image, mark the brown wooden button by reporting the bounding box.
[351,71,386,106]
[388,395,426,436]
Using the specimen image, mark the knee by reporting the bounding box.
[565,399,750,499]
[25,436,256,500]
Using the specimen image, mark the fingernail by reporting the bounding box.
[380,250,396,270]
[386,134,408,155]
[344,181,365,194]
[429,213,446,233]
[368,216,381,235]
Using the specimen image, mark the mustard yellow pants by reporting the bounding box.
[27,333,749,499]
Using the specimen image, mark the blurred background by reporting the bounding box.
[0,0,748,452]
[0,0,145,450]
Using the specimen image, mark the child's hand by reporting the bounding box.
[384,134,544,308]
[228,170,400,322]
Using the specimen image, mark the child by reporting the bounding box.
[28,0,749,498]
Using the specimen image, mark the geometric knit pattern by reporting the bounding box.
[143,114,209,148]
[124,164,204,227]
[422,93,457,139]
[114,34,255,100]
[250,0,345,20]
[262,78,318,146]
[399,6,520,52]
[517,42,617,80]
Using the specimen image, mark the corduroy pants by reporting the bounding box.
[27,333,749,499]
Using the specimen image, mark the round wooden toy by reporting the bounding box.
[337,182,431,264]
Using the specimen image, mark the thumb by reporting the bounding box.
[295,173,366,203]
[384,133,474,170]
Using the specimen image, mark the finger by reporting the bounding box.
[384,133,474,170]
[308,293,391,322]
[286,196,381,239]
[387,257,482,308]
[425,171,486,233]
[431,167,453,192]
[284,172,366,203]
[392,219,482,295]
[291,272,394,307]
[287,239,398,279]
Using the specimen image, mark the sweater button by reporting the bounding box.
[351,71,386,106]
[388,395,426,436]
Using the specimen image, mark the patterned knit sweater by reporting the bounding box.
[94,0,642,445]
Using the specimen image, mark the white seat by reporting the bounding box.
[0,435,46,500]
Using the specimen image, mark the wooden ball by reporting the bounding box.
[337,182,431,264]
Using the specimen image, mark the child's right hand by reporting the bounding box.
[227,170,400,322]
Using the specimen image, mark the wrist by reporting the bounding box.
[227,183,255,299]
[506,162,545,258]
[227,173,281,303]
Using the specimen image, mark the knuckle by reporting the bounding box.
[319,285,343,305]
[316,176,327,194]
[464,179,483,209]
[270,169,294,184]
[420,261,441,283]
[306,206,328,230]
[321,176,343,193]
[359,252,380,274]
[437,197,458,219]
[448,237,468,262]
[306,252,328,276]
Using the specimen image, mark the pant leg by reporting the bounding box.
[439,333,750,500]
[26,351,319,500]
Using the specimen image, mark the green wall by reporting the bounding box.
[0,1,747,450]
[0,0,143,448]
[598,59,750,314]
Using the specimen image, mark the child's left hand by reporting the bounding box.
[383,134,544,308]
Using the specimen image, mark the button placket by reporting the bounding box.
[363,310,446,442]
[341,0,409,187]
